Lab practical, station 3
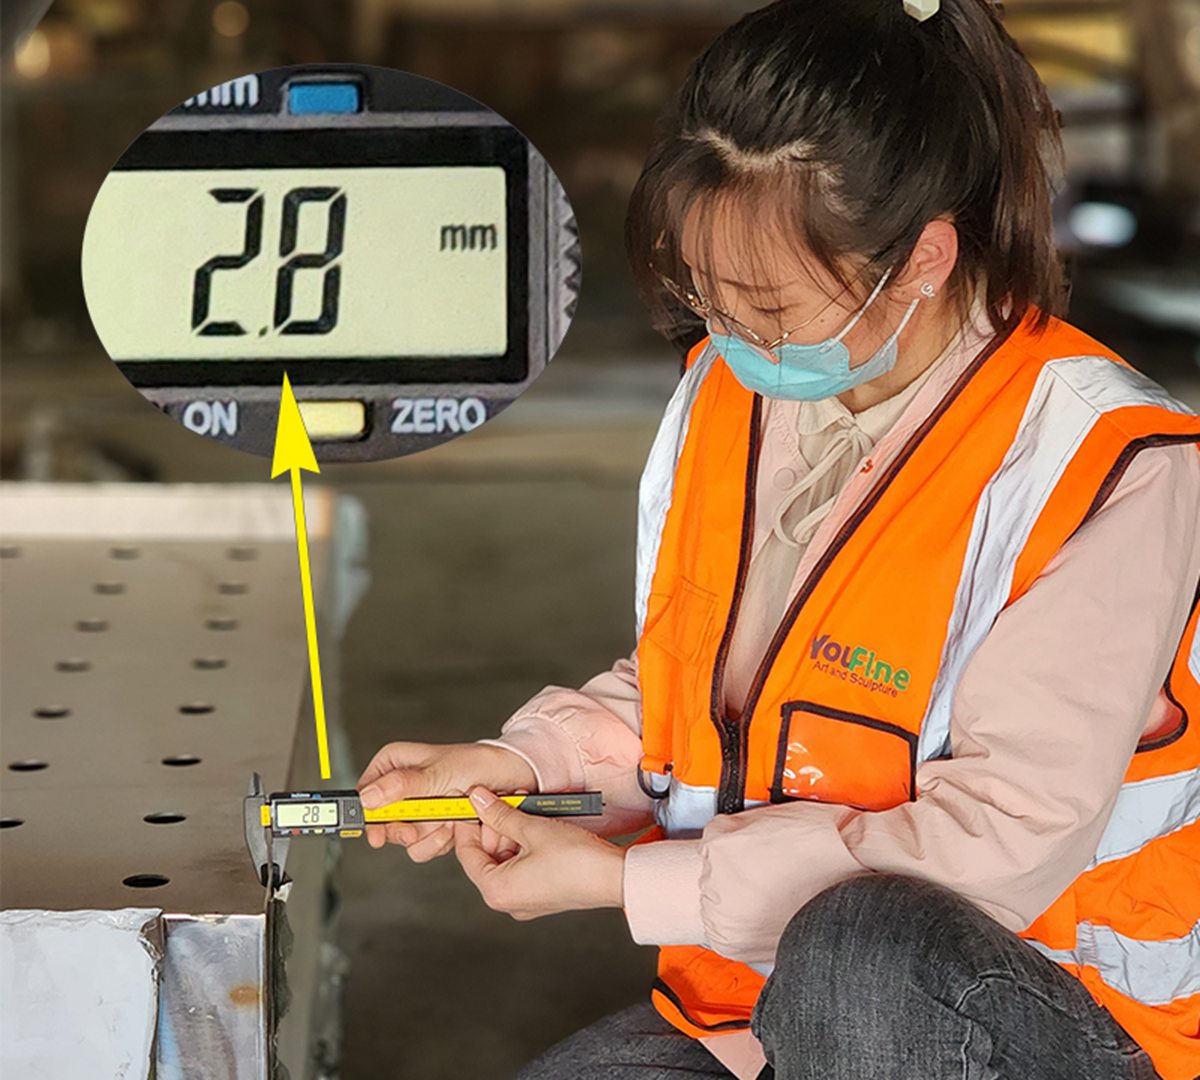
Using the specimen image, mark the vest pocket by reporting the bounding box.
[770,701,917,811]
[642,579,718,664]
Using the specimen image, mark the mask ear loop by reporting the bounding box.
[819,267,894,353]
[885,295,922,345]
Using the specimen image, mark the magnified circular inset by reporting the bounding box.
[81,64,581,463]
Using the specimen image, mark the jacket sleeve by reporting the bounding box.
[623,443,1200,962]
[477,650,657,837]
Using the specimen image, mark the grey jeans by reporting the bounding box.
[512,874,1163,1080]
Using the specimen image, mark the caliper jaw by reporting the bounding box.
[244,771,291,890]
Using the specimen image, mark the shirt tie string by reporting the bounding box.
[770,420,875,550]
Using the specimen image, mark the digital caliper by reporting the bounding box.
[261,787,604,838]
[244,773,603,888]
[81,64,581,462]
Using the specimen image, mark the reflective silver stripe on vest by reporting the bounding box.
[916,356,1193,765]
[653,776,718,838]
[1087,767,1200,870]
[654,775,767,838]
[635,343,720,638]
[1029,921,1200,1006]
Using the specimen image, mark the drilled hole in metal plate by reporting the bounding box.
[143,812,186,825]
[33,705,70,719]
[93,582,126,595]
[226,546,257,561]
[8,760,48,771]
[205,618,238,632]
[0,546,20,558]
[123,874,169,888]
[76,618,108,632]
[217,581,248,595]
[178,702,214,715]
[109,546,140,560]
[192,657,227,671]
[56,658,91,673]
[162,755,201,767]
[0,818,24,829]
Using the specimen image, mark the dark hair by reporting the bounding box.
[625,0,1069,351]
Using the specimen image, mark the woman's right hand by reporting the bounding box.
[356,741,537,859]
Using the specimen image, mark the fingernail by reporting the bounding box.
[360,786,382,809]
[468,786,495,810]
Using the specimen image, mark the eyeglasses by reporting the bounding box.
[652,262,875,360]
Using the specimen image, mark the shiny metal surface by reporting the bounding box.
[0,506,329,909]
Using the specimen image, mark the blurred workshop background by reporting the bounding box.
[2,2,1199,1078]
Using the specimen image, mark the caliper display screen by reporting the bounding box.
[83,166,508,362]
[274,801,339,829]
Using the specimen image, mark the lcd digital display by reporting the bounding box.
[82,167,508,361]
[275,801,340,828]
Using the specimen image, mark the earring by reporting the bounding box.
[920,282,937,299]
[903,0,939,22]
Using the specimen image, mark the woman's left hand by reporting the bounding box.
[452,786,626,920]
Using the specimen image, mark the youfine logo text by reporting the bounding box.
[810,632,911,696]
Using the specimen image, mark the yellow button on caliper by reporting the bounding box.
[297,401,366,441]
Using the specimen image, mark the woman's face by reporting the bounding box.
[678,198,905,361]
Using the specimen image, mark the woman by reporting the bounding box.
[358,1,1200,1077]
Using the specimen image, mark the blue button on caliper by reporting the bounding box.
[287,82,361,115]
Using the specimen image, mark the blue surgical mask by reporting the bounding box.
[707,268,922,401]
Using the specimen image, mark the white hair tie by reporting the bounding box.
[903,0,939,20]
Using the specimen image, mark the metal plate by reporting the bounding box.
[0,484,339,914]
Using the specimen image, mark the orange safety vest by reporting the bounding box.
[633,309,1200,1079]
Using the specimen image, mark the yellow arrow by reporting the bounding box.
[271,374,330,780]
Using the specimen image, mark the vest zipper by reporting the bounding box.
[710,396,764,816]
[714,327,1014,814]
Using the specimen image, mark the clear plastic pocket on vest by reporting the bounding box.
[770,701,917,811]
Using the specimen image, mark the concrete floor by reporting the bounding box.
[333,468,661,1080]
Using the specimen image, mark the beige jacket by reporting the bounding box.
[480,318,1200,1078]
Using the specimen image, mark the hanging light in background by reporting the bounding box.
[212,1,250,40]
[1067,200,1139,248]
[13,29,51,78]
